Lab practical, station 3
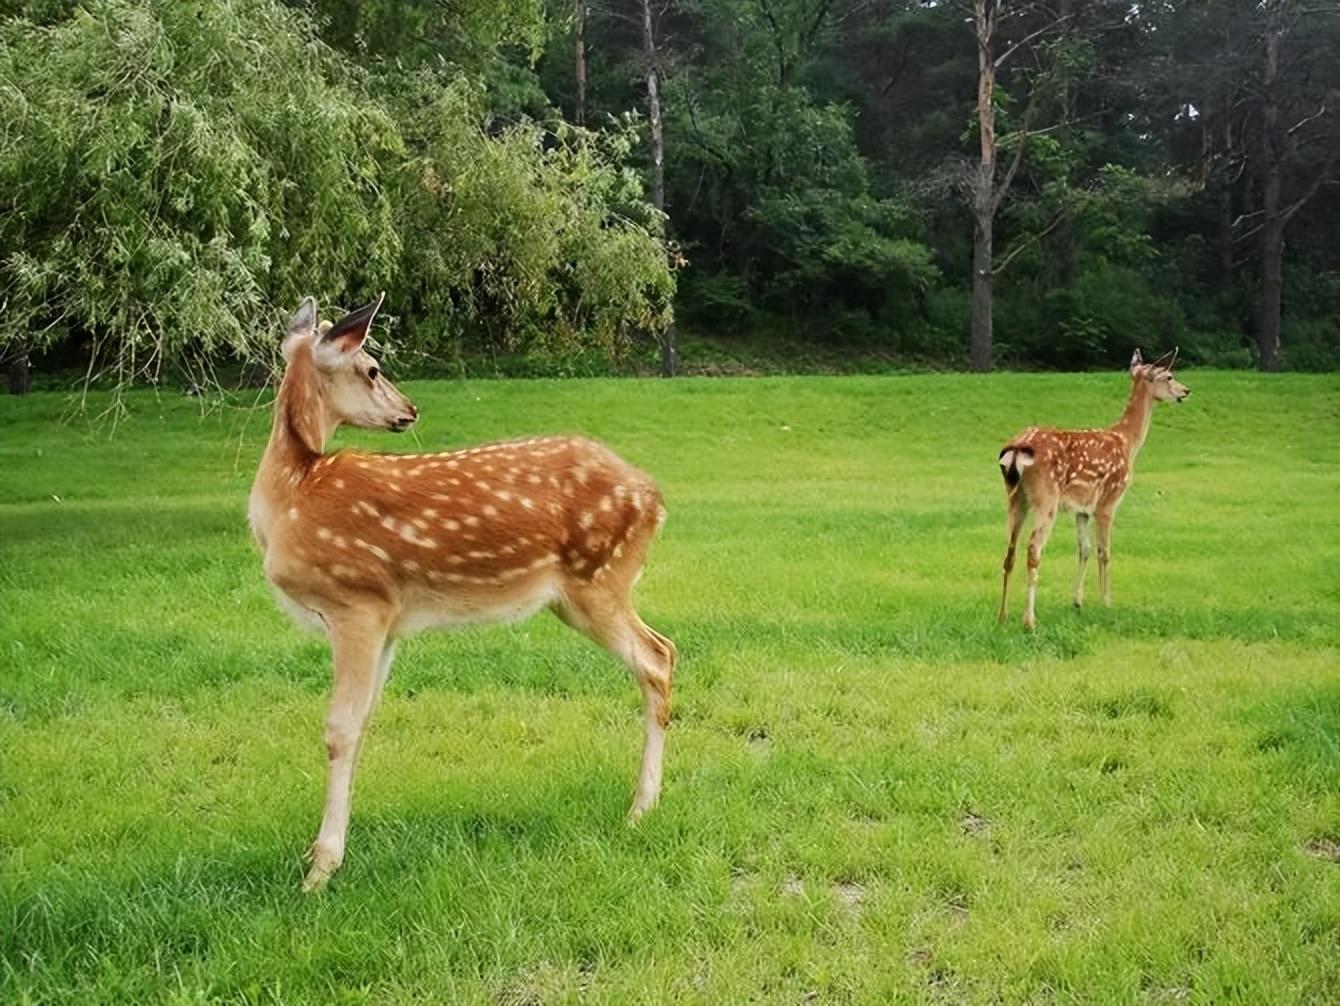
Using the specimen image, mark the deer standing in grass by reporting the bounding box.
[249,295,677,891]
[997,349,1190,630]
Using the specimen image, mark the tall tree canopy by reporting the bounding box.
[539,0,1339,371]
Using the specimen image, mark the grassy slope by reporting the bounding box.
[1,372,1337,1005]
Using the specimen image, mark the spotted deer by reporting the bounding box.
[996,349,1190,630]
[249,295,677,891]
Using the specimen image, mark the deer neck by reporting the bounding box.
[1111,378,1155,457]
[256,354,334,500]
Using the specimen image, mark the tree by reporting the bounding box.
[640,0,678,375]
[0,0,403,386]
[1251,0,1339,371]
[961,0,1068,371]
[576,0,589,126]
[0,0,675,385]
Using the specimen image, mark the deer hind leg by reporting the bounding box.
[998,488,1028,622]
[1095,508,1115,607]
[554,582,676,821]
[1073,513,1092,609]
[305,611,394,893]
[1023,503,1059,632]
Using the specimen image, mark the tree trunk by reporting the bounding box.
[969,1,997,373]
[641,0,666,214]
[1259,209,1283,372]
[1257,19,1283,372]
[971,206,994,372]
[1214,86,1236,290]
[7,352,31,395]
[574,0,587,127]
[641,0,676,376]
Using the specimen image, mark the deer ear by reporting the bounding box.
[282,297,318,362]
[287,297,317,338]
[1129,348,1143,373]
[314,292,385,368]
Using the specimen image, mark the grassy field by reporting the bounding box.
[2,371,1337,1004]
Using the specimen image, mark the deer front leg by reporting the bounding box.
[1073,513,1092,608]
[305,614,394,893]
[1095,509,1115,607]
[1023,506,1058,631]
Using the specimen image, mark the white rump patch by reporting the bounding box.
[999,449,1035,473]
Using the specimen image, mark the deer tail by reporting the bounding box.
[998,444,1036,488]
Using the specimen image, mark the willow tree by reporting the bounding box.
[0,0,402,387]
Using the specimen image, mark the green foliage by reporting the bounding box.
[676,273,757,333]
[1280,267,1340,372]
[0,0,673,385]
[1004,262,1188,369]
[5,0,1338,376]
[391,80,672,364]
[745,189,939,324]
[292,0,547,70]
[659,27,940,340]
[0,0,402,381]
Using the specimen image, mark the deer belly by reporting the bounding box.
[1061,481,1101,515]
[393,577,561,638]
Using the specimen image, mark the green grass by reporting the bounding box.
[2,371,1337,1004]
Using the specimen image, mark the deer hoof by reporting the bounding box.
[302,842,342,892]
[302,863,334,893]
[626,796,658,826]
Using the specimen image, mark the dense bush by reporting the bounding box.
[0,0,402,381]
[392,80,672,366]
[0,0,673,384]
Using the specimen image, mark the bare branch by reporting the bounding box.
[1287,101,1329,136]
[1280,150,1340,225]
[758,0,789,86]
[992,209,1066,275]
[1231,208,1266,229]
[830,0,882,30]
[992,100,1036,213]
[994,12,1073,69]
[802,0,840,48]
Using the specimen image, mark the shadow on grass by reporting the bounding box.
[1239,680,1340,799]
[6,595,1334,723]
[3,498,240,552]
[671,599,1336,668]
[0,775,647,1000]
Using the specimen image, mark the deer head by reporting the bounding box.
[1129,348,1190,404]
[283,294,418,436]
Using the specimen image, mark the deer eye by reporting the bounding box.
[367,366,379,382]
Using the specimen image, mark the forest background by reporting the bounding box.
[1,0,1337,386]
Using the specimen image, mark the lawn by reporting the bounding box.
[2,371,1337,1005]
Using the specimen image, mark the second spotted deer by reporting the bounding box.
[996,349,1190,630]
[249,295,677,891]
